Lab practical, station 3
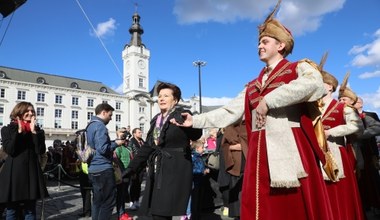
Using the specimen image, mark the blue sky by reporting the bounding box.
[1,0,380,115]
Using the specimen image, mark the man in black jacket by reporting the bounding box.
[127,128,145,210]
[354,97,380,213]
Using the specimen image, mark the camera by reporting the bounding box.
[122,131,132,140]
[173,111,185,124]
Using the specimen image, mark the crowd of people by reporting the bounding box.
[1,1,380,220]
[170,1,380,220]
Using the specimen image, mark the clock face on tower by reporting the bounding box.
[138,60,146,69]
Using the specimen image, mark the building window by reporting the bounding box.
[71,121,78,129]
[55,95,63,104]
[55,109,62,118]
[0,116,3,126]
[115,114,121,122]
[0,88,5,98]
[139,78,144,88]
[54,119,62,128]
[72,110,78,119]
[115,123,121,131]
[37,118,44,128]
[36,107,44,116]
[37,92,45,102]
[102,100,108,104]
[72,97,79,106]
[87,98,94,107]
[139,106,145,113]
[139,123,144,133]
[17,90,26,100]
[116,102,121,110]
[0,105,3,114]
[87,112,94,121]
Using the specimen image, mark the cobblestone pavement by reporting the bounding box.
[31,179,234,220]
[2,178,379,219]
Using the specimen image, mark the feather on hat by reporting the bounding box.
[338,71,358,104]
[259,0,294,56]
[318,52,338,92]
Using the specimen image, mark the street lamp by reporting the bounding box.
[193,60,207,113]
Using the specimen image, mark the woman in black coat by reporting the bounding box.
[0,101,48,219]
[123,82,202,220]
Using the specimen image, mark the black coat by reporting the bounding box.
[127,108,202,216]
[0,122,48,203]
[128,137,144,156]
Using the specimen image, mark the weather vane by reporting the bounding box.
[134,2,138,13]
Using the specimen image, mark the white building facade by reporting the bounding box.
[0,11,199,147]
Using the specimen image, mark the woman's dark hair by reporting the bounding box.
[157,82,181,102]
[10,102,34,120]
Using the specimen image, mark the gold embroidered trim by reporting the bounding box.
[248,82,256,88]
[250,97,262,105]
[325,117,336,121]
[322,101,340,122]
[256,131,262,220]
[248,88,258,96]
[262,62,291,89]
[267,82,285,89]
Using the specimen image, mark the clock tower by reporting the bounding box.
[122,11,153,134]
[122,11,150,95]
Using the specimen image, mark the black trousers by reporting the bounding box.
[152,215,171,220]
[129,169,145,202]
[191,176,207,220]
[79,171,92,216]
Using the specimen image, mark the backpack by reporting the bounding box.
[74,122,95,163]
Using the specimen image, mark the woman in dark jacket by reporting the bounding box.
[0,101,48,219]
[123,82,202,220]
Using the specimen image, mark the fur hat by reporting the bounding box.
[338,71,358,104]
[318,52,338,92]
[322,71,338,92]
[259,0,294,57]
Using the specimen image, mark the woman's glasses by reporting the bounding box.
[24,109,35,114]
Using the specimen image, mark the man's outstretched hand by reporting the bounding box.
[170,112,193,127]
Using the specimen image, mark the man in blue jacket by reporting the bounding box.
[87,103,125,220]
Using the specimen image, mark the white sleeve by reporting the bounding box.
[192,88,246,128]
[264,61,327,109]
[328,106,362,137]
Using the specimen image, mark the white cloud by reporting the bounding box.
[173,0,345,36]
[360,86,380,114]
[201,96,233,106]
[111,83,123,94]
[91,18,117,38]
[358,70,380,79]
[349,29,380,67]
[110,82,233,105]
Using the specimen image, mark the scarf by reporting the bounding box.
[153,108,175,145]
[265,111,308,188]
[12,120,32,133]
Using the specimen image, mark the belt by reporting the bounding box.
[147,147,187,189]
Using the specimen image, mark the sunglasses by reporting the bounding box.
[24,109,35,114]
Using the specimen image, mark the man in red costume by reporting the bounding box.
[171,1,334,219]
[319,67,364,219]
[340,85,380,215]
